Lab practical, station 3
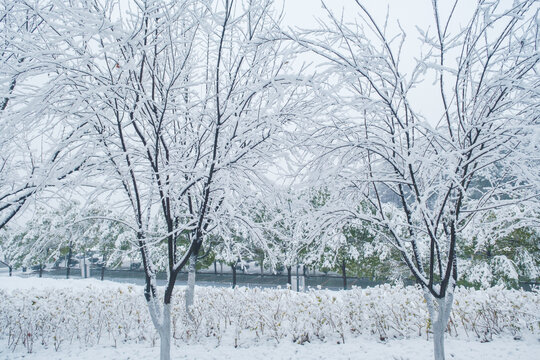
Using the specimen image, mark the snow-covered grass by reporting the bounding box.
[0,276,539,359]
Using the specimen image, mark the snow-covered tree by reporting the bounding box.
[292,1,540,359]
[0,0,89,230]
[0,200,128,278]
[0,225,22,276]
[460,207,539,288]
[257,191,309,285]
[26,0,315,358]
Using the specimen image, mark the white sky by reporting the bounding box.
[278,0,479,124]
[281,0,434,29]
[261,0,486,187]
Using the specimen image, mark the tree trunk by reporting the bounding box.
[39,264,43,278]
[185,253,197,316]
[213,260,217,275]
[147,298,171,360]
[66,246,73,279]
[341,259,347,290]
[286,265,292,287]
[231,264,237,288]
[159,304,171,360]
[82,253,87,278]
[260,255,264,275]
[137,229,177,360]
[433,317,445,360]
[100,254,105,280]
[424,290,454,360]
[9,265,12,276]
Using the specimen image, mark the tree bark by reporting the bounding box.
[231,264,237,288]
[424,290,454,360]
[260,255,264,275]
[214,260,217,274]
[159,304,171,360]
[147,299,171,360]
[66,246,73,279]
[286,265,292,287]
[185,253,197,316]
[341,259,347,290]
[433,318,445,360]
[100,254,105,280]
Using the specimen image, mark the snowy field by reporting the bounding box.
[1,335,538,360]
[1,276,539,360]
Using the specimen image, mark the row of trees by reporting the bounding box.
[0,201,131,277]
[1,0,538,359]
[2,197,537,289]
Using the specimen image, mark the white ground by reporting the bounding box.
[2,336,538,360]
[1,275,538,360]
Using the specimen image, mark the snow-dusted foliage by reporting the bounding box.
[0,282,538,354]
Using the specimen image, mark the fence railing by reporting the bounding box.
[18,266,400,290]
[14,266,538,291]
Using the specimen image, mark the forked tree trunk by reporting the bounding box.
[8,265,12,276]
[423,289,454,360]
[185,253,197,316]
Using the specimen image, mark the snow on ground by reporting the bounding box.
[1,276,538,359]
[0,273,126,291]
[1,335,538,360]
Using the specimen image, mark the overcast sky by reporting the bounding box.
[277,0,482,125]
[277,1,433,124]
[281,0,435,29]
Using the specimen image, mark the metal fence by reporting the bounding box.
[15,266,538,291]
[20,267,399,290]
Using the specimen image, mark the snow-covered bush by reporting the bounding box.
[0,282,538,353]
